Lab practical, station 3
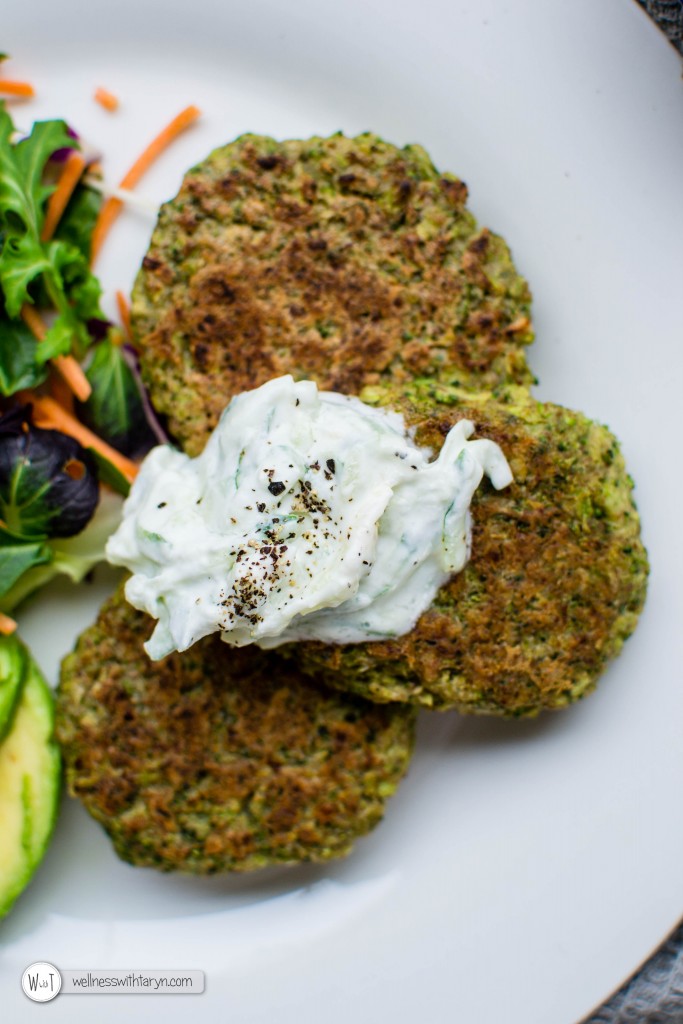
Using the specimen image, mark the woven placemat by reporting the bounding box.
[583,921,683,1022]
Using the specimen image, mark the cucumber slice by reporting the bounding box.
[0,634,27,742]
[0,658,61,919]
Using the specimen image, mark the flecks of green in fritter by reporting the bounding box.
[131,132,534,456]
[283,383,648,716]
[56,589,416,874]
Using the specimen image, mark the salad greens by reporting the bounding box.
[0,97,160,622]
[0,406,100,538]
[52,182,102,263]
[0,315,46,395]
[0,406,103,604]
[79,335,157,459]
[0,488,122,613]
[0,104,102,371]
[0,66,169,921]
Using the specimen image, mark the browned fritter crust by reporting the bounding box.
[286,384,648,715]
[132,132,534,455]
[56,590,416,873]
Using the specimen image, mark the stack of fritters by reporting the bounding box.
[290,382,647,714]
[56,133,647,873]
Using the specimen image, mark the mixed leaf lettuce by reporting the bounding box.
[0,488,122,613]
[0,406,116,607]
[0,100,161,616]
[0,105,103,374]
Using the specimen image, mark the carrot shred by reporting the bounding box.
[115,290,132,341]
[41,151,87,242]
[30,396,139,484]
[90,208,119,264]
[0,612,18,635]
[51,355,92,403]
[20,304,47,340]
[94,87,119,112]
[90,104,201,264]
[48,366,75,414]
[118,106,201,191]
[0,80,35,98]
[20,306,92,402]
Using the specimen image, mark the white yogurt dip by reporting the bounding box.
[106,375,512,659]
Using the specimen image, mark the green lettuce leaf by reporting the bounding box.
[37,314,73,362]
[0,111,70,239]
[0,104,103,372]
[0,527,51,597]
[54,184,102,262]
[0,315,48,395]
[87,448,131,497]
[0,489,123,613]
[79,337,157,460]
[0,233,52,317]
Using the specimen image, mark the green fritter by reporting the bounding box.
[56,589,416,874]
[132,132,534,455]
[285,382,648,716]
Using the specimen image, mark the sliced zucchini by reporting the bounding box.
[0,657,61,919]
[0,634,27,742]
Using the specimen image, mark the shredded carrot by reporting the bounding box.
[48,366,75,414]
[90,104,201,264]
[21,306,92,402]
[0,80,34,98]
[41,151,87,242]
[115,290,132,341]
[30,396,139,484]
[94,86,119,112]
[51,355,92,403]
[118,106,201,192]
[0,612,18,635]
[20,304,47,340]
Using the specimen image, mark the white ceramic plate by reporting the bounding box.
[3,1,683,1021]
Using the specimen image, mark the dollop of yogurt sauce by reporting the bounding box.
[106,375,512,659]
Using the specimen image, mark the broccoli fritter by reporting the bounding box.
[56,589,416,874]
[130,131,646,718]
[132,132,534,455]
[286,382,648,716]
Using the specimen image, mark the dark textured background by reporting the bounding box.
[585,921,683,1022]
[587,6,681,1021]
[636,0,683,52]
